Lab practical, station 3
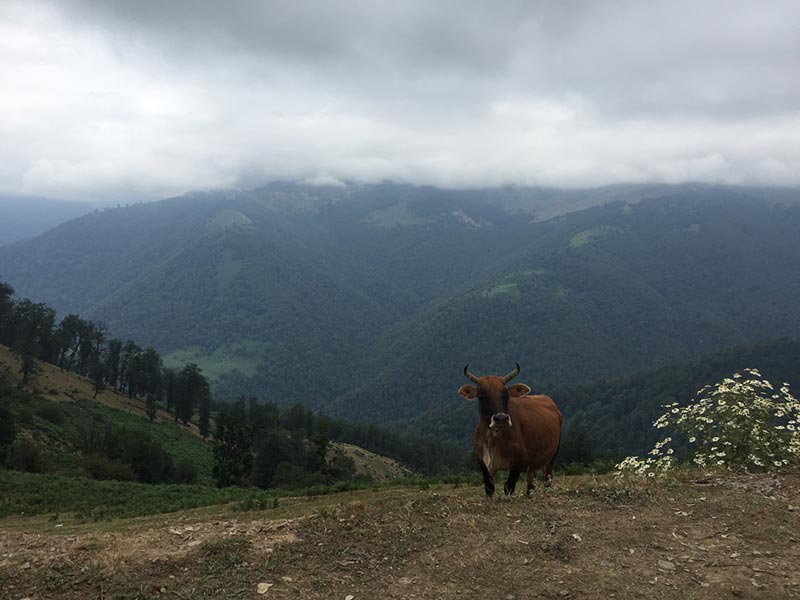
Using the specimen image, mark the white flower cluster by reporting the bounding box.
[617,369,800,476]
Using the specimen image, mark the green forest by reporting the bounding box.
[0,281,466,495]
[2,183,799,432]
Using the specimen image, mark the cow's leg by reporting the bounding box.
[543,465,554,488]
[543,437,561,488]
[504,465,522,496]
[478,459,495,498]
[526,468,536,496]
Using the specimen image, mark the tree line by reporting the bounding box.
[0,279,211,435]
[211,398,467,488]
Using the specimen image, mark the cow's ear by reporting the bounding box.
[458,385,478,400]
[507,383,531,398]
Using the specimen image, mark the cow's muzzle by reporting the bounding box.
[490,413,512,429]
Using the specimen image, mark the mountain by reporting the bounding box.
[1,182,799,429]
[0,194,96,246]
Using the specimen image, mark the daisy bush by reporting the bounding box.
[617,369,800,477]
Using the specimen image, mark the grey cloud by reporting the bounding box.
[1,0,798,202]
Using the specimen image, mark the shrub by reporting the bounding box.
[35,403,64,424]
[0,403,16,461]
[119,431,174,484]
[82,454,136,481]
[172,459,199,484]
[617,369,800,476]
[6,439,48,473]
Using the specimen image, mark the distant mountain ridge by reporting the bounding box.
[0,194,97,246]
[1,182,799,432]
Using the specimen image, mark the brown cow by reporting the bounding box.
[459,363,562,497]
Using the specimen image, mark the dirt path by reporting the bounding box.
[2,473,799,599]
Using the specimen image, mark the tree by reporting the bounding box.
[251,429,293,488]
[118,340,141,396]
[198,388,211,440]
[9,299,55,384]
[89,356,106,398]
[0,280,14,345]
[175,363,208,425]
[163,367,177,414]
[141,347,163,401]
[0,402,16,465]
[213,402,253,487]
[145,394,157,423]
[557,426,594,467]
[104,339,123,390]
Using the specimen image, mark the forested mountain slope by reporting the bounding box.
[410,337,800,457]
[1,183,799,428]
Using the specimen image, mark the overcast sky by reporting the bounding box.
[1,0,799,203]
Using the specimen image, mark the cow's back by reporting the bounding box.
[509,394,562,469]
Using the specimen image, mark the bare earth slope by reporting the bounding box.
[2,472,799,599]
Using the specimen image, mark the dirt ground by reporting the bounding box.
[1,472,799,600]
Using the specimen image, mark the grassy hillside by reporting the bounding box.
[2,470,799,599]
[0,344,425,487]
[2,183,800,428]
[0,345,214,483]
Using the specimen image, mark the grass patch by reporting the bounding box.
[483,282,521,301]
[163,341,265,379]
[361,201,435,228]
[0,470,267,520]
[0,470,480,520]
[7,391,214,484]
[569,225,624,248]
[208,209,253,230]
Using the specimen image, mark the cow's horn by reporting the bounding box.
[463,364,480,383]
[502,362,521,383]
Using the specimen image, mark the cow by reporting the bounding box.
[459,363,562,497]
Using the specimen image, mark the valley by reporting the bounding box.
[1,183,799,435]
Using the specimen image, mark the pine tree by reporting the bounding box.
[212,403,253,487]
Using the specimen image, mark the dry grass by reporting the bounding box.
[330,441,413,482]
[2,471,800,599]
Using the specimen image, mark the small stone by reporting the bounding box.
[657,559,676,572]
[20,562,30,570]
[345,596,355,600]
[281,576,293,583]
[788,505,798,512]
[572,533,582,542]
[257,582,273,595]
